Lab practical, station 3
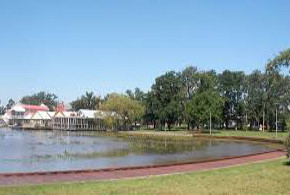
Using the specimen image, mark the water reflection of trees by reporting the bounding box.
[31,148,131,161]
[30,136,215,161]
[51,139,212,160]
[125,136,211,154]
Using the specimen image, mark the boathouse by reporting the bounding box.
[22,111,55,130]
[52,109,107,131]
[6,102,50,126]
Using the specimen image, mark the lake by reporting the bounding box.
[0,128,274,173]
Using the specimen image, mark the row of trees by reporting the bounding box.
[70,91,101,111]
[21,92,58,110]
[143,67,289,131]
[1,49,289,131]
[0,92,58,114]
[142,49,290,131]
[101,51,289,131]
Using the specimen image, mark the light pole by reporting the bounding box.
[210,111,212,135]
[275,103,279,139]
[245,108,248,132]
[276,106,278,139]
[263,103,265,133]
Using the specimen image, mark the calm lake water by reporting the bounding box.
[0,128,274,173]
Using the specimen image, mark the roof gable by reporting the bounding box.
[79,109,97,118]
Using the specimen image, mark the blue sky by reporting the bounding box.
[0,0,289,104]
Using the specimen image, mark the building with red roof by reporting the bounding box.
[5,102,50,126]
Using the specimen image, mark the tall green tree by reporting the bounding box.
[265,49,290,131]
[180,66,199,129]
[245,70,266,129]
[267,48,290,73]
[21,92,57,110]
[197,70,218,93]
[286,114,290,132]
[143,91,159,129]
[125,89,134,100]
[181,66,199,99]
[70,91,101,111]
[134,88,145,102]
[125,88,145,102]
[0,99,15,115]
[0,100,5,115]
[6,99,15,110]
[187,90,224,129]
[101,93,145,130]
[263,68,290,130]
[219,70,246,129]
[186,71,223,130]
[151,71,183,130]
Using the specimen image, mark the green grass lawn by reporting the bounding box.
[134,129,289,140]
[211,130,288,140]
[1,158,289,195]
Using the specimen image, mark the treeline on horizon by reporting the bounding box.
[1,49,290,131]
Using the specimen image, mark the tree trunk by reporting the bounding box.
[226,119,229,130]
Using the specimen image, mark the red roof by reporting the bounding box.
[56,103,66,112]
[22,104,49,111]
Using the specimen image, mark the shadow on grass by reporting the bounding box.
[282,160,290,166]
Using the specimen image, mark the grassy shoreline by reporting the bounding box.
[123,129,289,140]
[0,158,289,195]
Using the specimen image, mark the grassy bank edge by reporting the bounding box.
[0,158,289,195]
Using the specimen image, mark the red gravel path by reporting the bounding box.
[0,151,284,186]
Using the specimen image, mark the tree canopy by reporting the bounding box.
[219,70,246,129]
[150,71,183,130]
[0,100,5,115]
[187,90,224,129]
[6,99,15,110]
[267,48,290,73]
[100,93,145,130]
[142,49,289,131]
[21,92,57,110]
[125,88,145,102]
[70,91,101,111]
